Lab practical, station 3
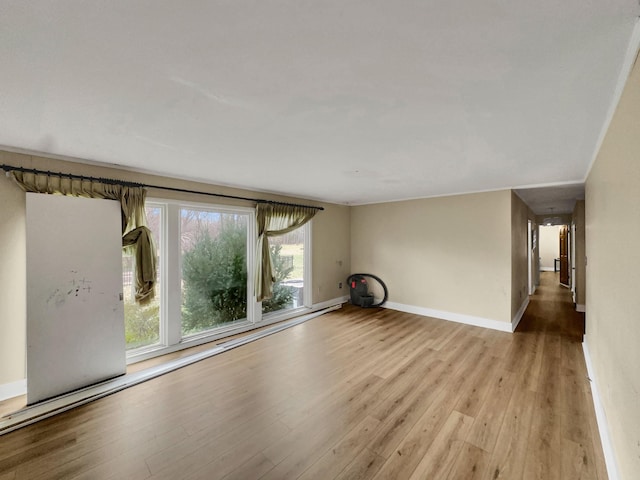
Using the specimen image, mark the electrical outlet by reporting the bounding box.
[338,282,343,289]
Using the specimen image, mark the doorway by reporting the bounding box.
[527,220,537,295]
[559,224,570,287]
[538,224,571,288]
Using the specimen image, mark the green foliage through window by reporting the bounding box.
[262,244,294,314]
[124,299,160,349]
[181,223,295,335]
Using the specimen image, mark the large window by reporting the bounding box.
[123,205,163,351]
[180,208,250,337]
[124,199,311,360]
[262,225,307,314]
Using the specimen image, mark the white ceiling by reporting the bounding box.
[1,1,639,206]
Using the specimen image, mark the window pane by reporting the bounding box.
[262,226,305,314]
[123,206,162,350]
[181,209,248,336]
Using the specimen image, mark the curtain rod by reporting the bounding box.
[0,164,324,211]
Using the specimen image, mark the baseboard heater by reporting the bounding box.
[0,304,340,436]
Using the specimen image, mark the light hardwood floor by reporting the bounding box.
[0,272,606,479]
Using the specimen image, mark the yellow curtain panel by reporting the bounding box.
[255,203,317,302]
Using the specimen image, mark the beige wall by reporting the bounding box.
[510,192,531,320]
[351,190,513,324]
[586,57,640,479]
[311,203,351,302]
[0,149,351,386]
[572,200,586,308]
[0,151,27,385]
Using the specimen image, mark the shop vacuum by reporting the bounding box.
[347,273,388,308]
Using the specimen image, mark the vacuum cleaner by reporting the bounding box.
[347,273,388,308]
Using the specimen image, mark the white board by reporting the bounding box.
[26,193,126,404]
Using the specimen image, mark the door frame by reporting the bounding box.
[559,224,570,287]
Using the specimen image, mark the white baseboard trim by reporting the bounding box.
[582,340,620,480]
[0,379,26,402]
[540,267,555,272]
[511,297,530,332]
[576,304,586,313]
[312,296,348,311]
[383,301,512,333]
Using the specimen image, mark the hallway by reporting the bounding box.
[512,271,604,479]
[518,271,585,338]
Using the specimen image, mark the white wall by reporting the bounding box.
[539,225,560,271]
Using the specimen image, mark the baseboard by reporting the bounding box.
[312,296,348,311]
[582,340,620,480]
[540,267,555,272]
[383,301,512,333]
[576,303,586,313]
[511,297,530,332]
[0,379,26,402]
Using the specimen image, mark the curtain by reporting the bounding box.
[11,171,157,304]
[255,203,317,302]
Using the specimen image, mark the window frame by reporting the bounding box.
[127,198,314,365]
[260,221,312,321]
[177,201,256,340]
[123,201,167,355]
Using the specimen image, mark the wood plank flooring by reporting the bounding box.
[0,272,607,479]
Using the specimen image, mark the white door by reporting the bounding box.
[26,193,125,404]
